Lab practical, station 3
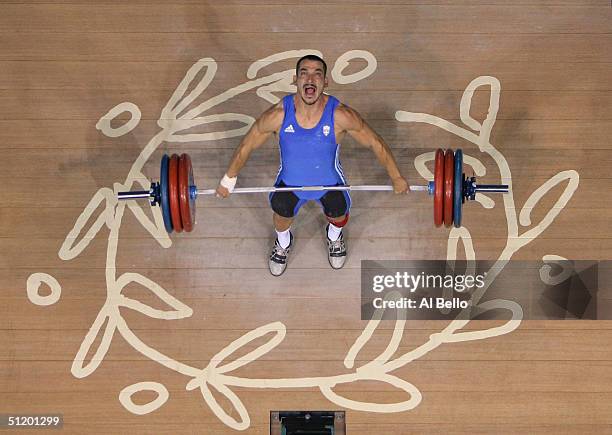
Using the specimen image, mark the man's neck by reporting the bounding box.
[294,94,327,119]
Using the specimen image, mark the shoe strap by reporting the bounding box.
[328,239,346,256]
[271,242,290,264]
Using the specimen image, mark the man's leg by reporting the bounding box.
[273,212,293,249]
[326,213,348,242]
[268,189,302,276]
[319,191,350,269]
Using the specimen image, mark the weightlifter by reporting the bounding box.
[216,54,408,276]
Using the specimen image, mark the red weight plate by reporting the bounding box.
[433,148,444,227]
[443,149,455,227]
[168,154,183,233]
[178,153,195,232]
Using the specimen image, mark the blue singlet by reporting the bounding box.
[274,94,348,202]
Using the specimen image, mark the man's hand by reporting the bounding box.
[216,184,230,198]
[391,176,409,194]
[216,174,237,198]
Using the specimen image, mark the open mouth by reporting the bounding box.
[304,85,316,97]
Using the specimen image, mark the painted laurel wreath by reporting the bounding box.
[27,50,579,431]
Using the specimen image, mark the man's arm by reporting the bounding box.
[336,105,408,193]
[216,103,283,197]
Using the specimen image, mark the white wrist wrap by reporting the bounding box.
[220,174,237,192]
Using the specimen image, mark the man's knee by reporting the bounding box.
[270,192,298,218]
[321,191,349,219]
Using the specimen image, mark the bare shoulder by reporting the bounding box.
[335,103,364,132]
[256,101,285,134]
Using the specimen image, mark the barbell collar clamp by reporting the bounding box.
[117,182,161,206]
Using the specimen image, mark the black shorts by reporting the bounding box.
[269,181,351,218]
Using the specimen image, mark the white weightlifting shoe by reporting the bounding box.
[268,232,293,277]
[326,225,347,269]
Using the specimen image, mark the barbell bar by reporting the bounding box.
[117,149,509,233]
[119,183,430,199]
[120,184,429,198]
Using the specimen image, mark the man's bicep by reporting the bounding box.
[249,119,271,145]
[341,108,379,147]
[245,106,282,148]
[336,106,366,140]
[258,104,283,134]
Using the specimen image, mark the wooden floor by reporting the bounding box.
[2,1,612,434]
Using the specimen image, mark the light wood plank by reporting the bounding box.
[5,0,611,5]
[0,236,606,270]
[2,288,610,329]
[2,360,612,393]
[1,90,610,121]
[1,5,611,34]
[3,326,612,362]
[3,264,611,301]
[14,423,611,435]
[1,33,611,63]
[0,206,608,240]
[0,174,600,232]
[1,119,611,150]
[1,147,610,179]
[1,61,611,91]
[1,391,611,424]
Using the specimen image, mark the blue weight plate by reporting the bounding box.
[188,159,196,226]
[453,149,463,228]
[160,154,173,233]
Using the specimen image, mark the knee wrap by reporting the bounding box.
[327,213,349,227]
[270,191,298,218]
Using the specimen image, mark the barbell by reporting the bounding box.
[117,148,509,233]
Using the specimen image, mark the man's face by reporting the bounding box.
[294,59,328,105]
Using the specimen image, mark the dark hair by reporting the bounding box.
[296,54,327,77]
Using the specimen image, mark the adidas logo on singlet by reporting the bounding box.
[284,124,295,133]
